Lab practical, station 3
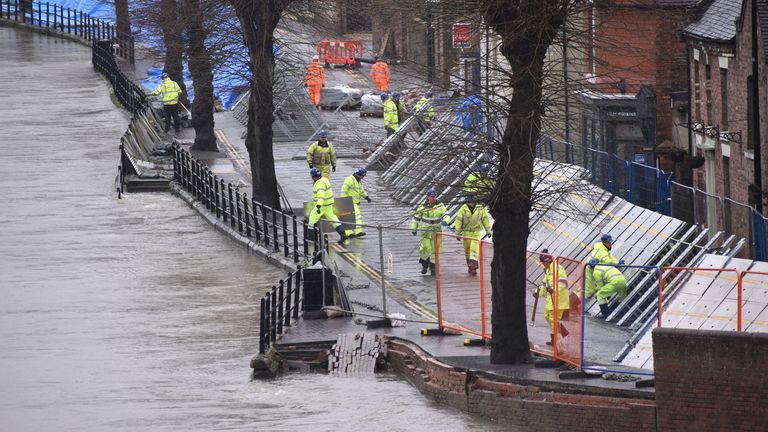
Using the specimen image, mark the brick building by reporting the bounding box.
[683,0,768,242]
[578,0,697,167]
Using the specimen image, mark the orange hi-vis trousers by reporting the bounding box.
[308,82,322,107]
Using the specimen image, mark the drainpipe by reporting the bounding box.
[751,0,763,212]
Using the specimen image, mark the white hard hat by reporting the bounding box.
[312,55,319,61]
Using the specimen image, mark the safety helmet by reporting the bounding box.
[539,249,553,263]
[425,90,433,98]
[392,92,401,99]
[161,72,169,78]
[312,55,319,62]
[310,167,321,178]
[318,130,328,138]
[478,163,490,172]
[355,167,367,177]
[380,92,389,100]
[600,233,613,243]
[426,187,438,197]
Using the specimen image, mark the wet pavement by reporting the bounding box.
[0,25,510,431]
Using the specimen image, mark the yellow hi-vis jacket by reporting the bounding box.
[414,97,434,123]
[410,202,449,232]
[589,242,618,265]
[538,261,570,312]
[306,141,337,168]
[151,77,182,105]
[454,204,491,237]
[312,176,334,207]
[384,99,399,131]
[340,175,368,204]
[464,172,493,194]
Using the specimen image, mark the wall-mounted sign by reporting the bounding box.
[452,23,471,49]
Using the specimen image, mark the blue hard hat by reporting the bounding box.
[319,130,328,138]
[310,167,321,177]
[355,167,367,177]
[392,92,401,99]
[380,92,389,100]
[425,90,433,98]
[479,163,490,172]
[426,187,437,197]
[600,233,613,243]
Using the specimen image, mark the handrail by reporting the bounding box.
[1,0,135,62]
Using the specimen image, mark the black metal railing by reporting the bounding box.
[1,0,135,62]
[92,39,147,114]
[172,144,320,263]
[259,267,302,354]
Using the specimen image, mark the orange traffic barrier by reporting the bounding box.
[317,40,364,67]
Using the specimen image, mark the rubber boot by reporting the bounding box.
[335,226,348,245]
[559,322,570,338]
[598,303,612,318]
[546,334,554,346]
[429,263,436,276]
[419,259,429,275]
[468,260,478,276]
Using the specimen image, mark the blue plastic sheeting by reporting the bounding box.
[141,43,282,109]
[49,0,114,20]
[455,95,483,131]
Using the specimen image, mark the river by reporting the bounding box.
[0,26,507,431]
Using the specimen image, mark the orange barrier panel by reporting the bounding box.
[660,266,741,331]
[435,232,484,337]
[738,271,768,332]
[317,40,364,67]
[553,256,584,367]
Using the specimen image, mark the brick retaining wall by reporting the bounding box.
[654,328,768,431]
[387,339,656,431]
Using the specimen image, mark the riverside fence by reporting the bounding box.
[172,145,321,264]
[1,0,134,62]
[537,137,768,261]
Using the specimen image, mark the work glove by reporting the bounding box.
[618,260,625,267]
[532,291,539,299]
[322,83,326,87]
[588,258,599,267]
[332,166,336,172]
[309,164,314,169]
[365,196,371,203]
[315,206,322,214]
[411,231,417,236]
[482,233,492,240]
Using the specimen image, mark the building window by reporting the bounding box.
[705,63,712,122]
[720,68,729,130]
[748,75,755,150]
[694,60,701,121]
[723,156,730,199]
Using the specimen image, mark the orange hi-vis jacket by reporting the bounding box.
[304,61,326,85]
[370,61,390,84]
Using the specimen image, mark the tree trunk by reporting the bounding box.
[232,0,289,208]
[158,0,189,106]
[484,0,567,364]
[114,0,132,52]
[184,0,217,151]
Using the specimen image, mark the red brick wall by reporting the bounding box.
[387,339,656,432]
[653,328,768,431]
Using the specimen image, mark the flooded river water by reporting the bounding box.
[0,27,507,431]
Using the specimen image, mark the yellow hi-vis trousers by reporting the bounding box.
[345,202,363,236]
[419,231,442,262]
[309,203,339,227]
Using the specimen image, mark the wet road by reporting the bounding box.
[0,27,508,431]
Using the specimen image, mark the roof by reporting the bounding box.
[684,0,743,42]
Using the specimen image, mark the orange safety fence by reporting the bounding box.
[435,232,486,337]
[738,271,768,332]
[552,256,584,367]
[317,40,364,66]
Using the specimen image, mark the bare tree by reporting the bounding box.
[230,0,293,208]
[183,0,217,151]
[157,0,189,104]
